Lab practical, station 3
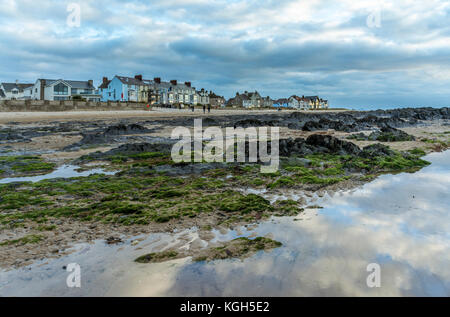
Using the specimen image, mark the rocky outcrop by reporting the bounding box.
[106,142,174,155]
[348,126,415,142]
[65,124,154,149]
[305,134,362,155]
[360,143,395,158]
[104,123,151,135]
[279,135,362,156]
[234,119,278,128]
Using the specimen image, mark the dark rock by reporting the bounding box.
[106,236,123,245]
[305,134,361,156]
[104,123,151,135]
[203,118,219,126]
[234,119,277,128]
[302,118,358,132]
[107,142,174,155]
[360,143,395,158]
[278,135,362,156]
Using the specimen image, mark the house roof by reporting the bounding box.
[40,79,95,89]
[116,76,145,86]
[274,98,289,104]
[289,95,303,101]
[98,80,111,89]
[247,91,261,98]
[1,83,34,93]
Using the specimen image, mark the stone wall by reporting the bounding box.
[0,100,148,112]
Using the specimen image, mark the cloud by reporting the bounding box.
[0,0,449,108]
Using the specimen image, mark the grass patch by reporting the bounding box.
[135,250,179,263]
[193,237,282,262]
[0,234,43,246]
[0,155,55,176]
[218,192,272,214]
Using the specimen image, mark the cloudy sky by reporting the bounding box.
[1,0,450,109]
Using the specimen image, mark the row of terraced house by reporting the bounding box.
[1,77,328,109]
[98,75,216,106]
[0,75,220,106]
[227,91,329,110]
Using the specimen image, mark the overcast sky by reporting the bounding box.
[1,0,449,109]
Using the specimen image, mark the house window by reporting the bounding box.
[54,83,68,95]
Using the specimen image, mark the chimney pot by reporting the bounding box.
[103,77,108,84]
[134,74,143,81]
[170,80,177,85]
[154,77,161,84]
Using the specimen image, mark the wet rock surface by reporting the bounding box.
[279,135,363,157]
[360,143,395,158]
[349,126,415,142]
[66,123,155,149]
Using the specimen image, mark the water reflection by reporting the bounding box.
[165,151,450,296]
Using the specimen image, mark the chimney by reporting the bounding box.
[134,74,143,81]
[184,81,191,87]
[102,77,108,84]
[88,80,93,87]
[154,77,161,84]
[170,80,177,86]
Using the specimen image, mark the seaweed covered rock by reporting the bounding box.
[193,237,283,262]
[370,126,415,142]
[279,138,313,156]
[279,135,362,156]
[234,119,277,128]
[305,134,361,156]
[360,143,395,158]
[106,142,174,155]
[302,118,358,132]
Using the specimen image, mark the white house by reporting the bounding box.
[28,79,101,101]
[0,82,34,100]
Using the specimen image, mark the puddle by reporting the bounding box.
[0,165,117,184]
